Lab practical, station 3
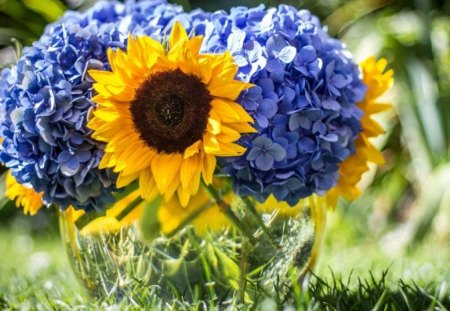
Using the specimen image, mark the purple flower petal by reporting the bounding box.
[298,137,317,153]
[258,98,278,118]
[300,45,316,63]
[254,113,269,128]
[247,147,262,161]
[266,59,284,73]
[255,153,274,171]
[61,157,80,177]
[277,46,296,63]
[322,99,341,111]
[266,34,287,55]
[267,143,286,161]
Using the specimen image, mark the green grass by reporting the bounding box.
[0,207,448,310]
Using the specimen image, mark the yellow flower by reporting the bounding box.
[326,57,394,206]
[5,170,44,215]
[256,194,307,218]
[158,187,232,236]
[72,191,144,235]
[66,187,230,236]
[88,22,255,207]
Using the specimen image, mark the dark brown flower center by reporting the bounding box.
[130,69,212,154]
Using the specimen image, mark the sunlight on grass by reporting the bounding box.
[0,207,448,310]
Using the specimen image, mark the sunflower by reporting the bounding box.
[66,187,230,236]
[326,57,394,207]
[88,22,255,207]
[5,170,44,215]
[71,190,144,235]
[157,186,232,236]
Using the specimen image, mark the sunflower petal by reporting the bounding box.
[117,172,139,188]
[169,21,188,49]
[202,154,216,185]
[180,154,200,189]
[151,154,182,193]
[140,169,158,201]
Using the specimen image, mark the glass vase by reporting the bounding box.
[59,189,327,307]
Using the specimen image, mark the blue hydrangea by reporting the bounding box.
[0,0,366,210]
[195,5,367,205]
[0,0,209,211]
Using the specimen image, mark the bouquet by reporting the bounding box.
[0,0,393,307]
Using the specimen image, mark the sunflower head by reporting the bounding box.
[5,170,44,216]
[88,22,255,207]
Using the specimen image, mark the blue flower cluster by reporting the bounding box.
[0,0,204,211]
[196,5,367,205]
[0,0,366,210]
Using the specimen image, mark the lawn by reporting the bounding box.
[0,204,448,310]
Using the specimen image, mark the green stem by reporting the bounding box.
[116,195,144,221]
[74,183,140,230]
[239,236,249,303]
[74,209,106,230]
[202,182,254,239]
[242,197,279,250]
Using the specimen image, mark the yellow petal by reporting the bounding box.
[209,80,253,101]
[151,153,182,193]
[121,146,155,176]
[365,102,392,114]
[362,118,385,137]
[92,109,119,123]
[177,187,191,207]
[186,35,203,56]
[202,132,221,154]
[180,154,200,189]
[89,70,124,86]
[216,141,246,156]
[163,177,181,202]
[217,125,242,143]
[225,121,257,133]
[139,35,165,57]
[117,172,139,188]
[184,141,201,159]
[225,100,255,124]
[169,21,188,49]
[361,136,385,165]
[208,110,222,135]
[201,154,216,184]
[80,217,121,235]
[139,169,158,201]
[120,203,144,227]
[211,99,242,123]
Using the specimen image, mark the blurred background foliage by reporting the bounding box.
[0,0,449,292]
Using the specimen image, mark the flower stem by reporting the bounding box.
[202,182,254,239]
[116,195,144,221]
[239,236,249,303]
[242,197,280,250]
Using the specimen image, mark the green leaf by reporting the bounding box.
[74,209,106,230]
[213,246,241,290]
[0,172,9,211]
[22,0,65,22]
[0,27,31,46]
[410,164,450,247]
[139,196,162,242]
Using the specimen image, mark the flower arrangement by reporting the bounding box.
[0,0,393,305]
